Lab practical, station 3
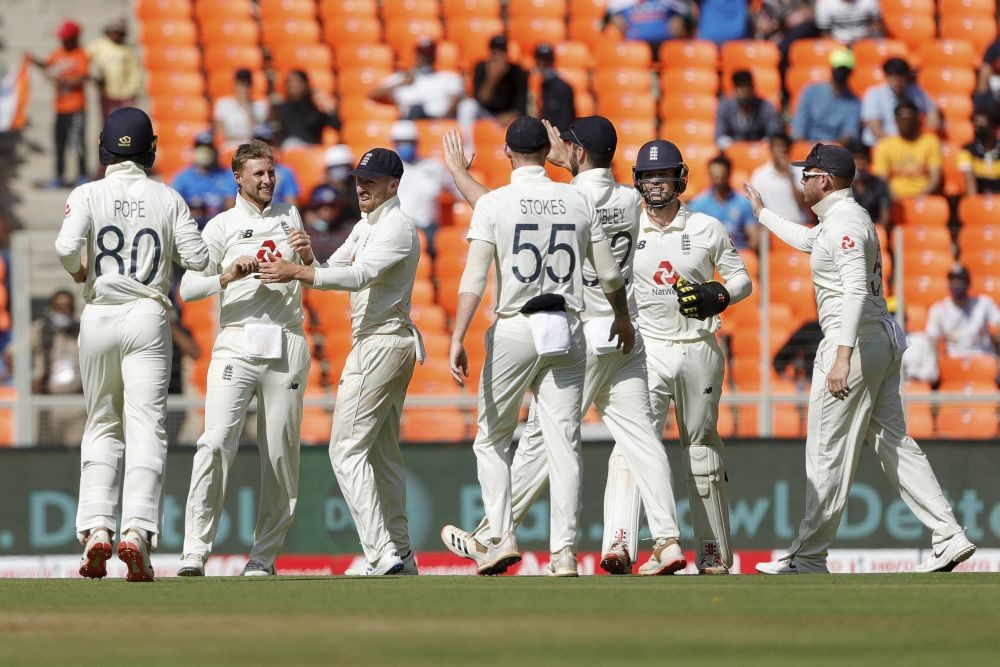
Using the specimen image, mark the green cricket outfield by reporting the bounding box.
[1,575,997,666]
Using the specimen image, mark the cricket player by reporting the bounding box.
[439,118,687,576]
[746,143,976,574]
[446,116,635,576]
[177,139,312,577]
[56,107,209,582]
[258,147,422,576]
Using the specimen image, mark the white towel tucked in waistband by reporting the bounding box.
[584,316,620,356]
[528,311,571,357]
[408,324,426,364]
[244,323,283,360]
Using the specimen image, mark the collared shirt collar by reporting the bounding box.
[235,191,272,218]
[105,162,146,179]
[811,187,853,219]
[571,167,614,187]
[510,165,549,183]
[362,195,401,224]
[643,202,688,233]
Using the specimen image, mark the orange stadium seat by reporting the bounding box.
[341,119,394,147]
[139,20,197,46]
[939,355,998,386]
[415,119,459,159]
[206,69,268,100]
[786,65,830,109]
[152,144,193,178]
[137,0,192,20]
[337,67,392,98]
[660,119,715,145]
[957,222,999,251]
[598,92,656,120]
[658,92,718,124]
[940,142,967,196]
[660,68,719,96]
[282,147,327,200]
[397,39,460,70]
[385,18,444,53]
[905,403,935,439]
[445,17,505,65]
[259,0,317,20]
[901,224,953,252]
[958,194,1000,226]
[568,15,620,48]
[340,97,398,122]
[382,0,440,20]
[334,43,394,71]
[893,195,950,227]
[149,95,211,123]
[908,249,955,276]
[726,141,770,174]
[195,0,254,22]
[975,273,1000,302]
[262,19,322,47]
[936,405,999,439]
[614,118,656,145]
[443,0,501,19]
[935,93,974,123]
[919,39,980,70]
[883,12,937,52]
[410,304,449,333]
[143,44,201,71]
[552,41,594,69]
[788,38,842,67]
[595,40,653,69]
[721,40,781,72]
[881,0,934,12]
[199,19,260,46]
[156,120,207,148]
[939,0,996,14]
[963,248,1000,275]
[507,0,568,18]
[903,274,950,307]
[593,68,652,95]
[852,38,909,68]
[918,67,977,98]
[570,0,608,16]
[472,118,507,150]
[146,71,204,98]
[401,408,469,442]
[325,16,382,45]
[849,65,886,98]
[272,43,333,71]
[274,68,336,97]
[509,17,567,53]
[721,67,781,102]
[320,0,378,20]
[203,44,264,71]
[946,119,975,147]
[940,16,997,53]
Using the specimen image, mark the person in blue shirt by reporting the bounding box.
[698,0,749,46]
[688,154,758,250]
[171,132,236,227]
[860,57,939,147]
[608,0,695,59]
[792,49,861,144]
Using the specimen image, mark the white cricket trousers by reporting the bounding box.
[474,314,587,553]
[330,332,416,564]
[471,334,681,548]
[182,327,310,567]
[76,300,171,547]
[784,321,963,567]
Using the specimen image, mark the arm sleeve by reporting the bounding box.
[171,192,209,272]
[458,239,494,296]
[178,219,226,301]
[759,208,818,252]
[710,220,753,303]
[312,219,412,291]
[54,187,92,274]
[830,218,870,347]
[466,195,497,244]
[589,237,625,292]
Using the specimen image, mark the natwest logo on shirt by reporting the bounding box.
[256,239,282,261]
[840,235,857,250]
[653,260,678,286]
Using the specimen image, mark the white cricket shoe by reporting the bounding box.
[915,533,976,573]
[400,550,419,575]
[117,530,154,583]
[600,541,633,575]
[440,525,521,575]
[756,556,828,575]
[240,559,276,576]
[79,529,112,579]
[637,537,686,576]
[547,546,579,577]
[344,550,406,576]
[177,554,206,577]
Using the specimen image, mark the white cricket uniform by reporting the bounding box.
[630,204,753,569]
[55,161,209,548]
[180,193,311,568]
[469,168,682,557]
[317,196,422,566]
[469,165,605,553]
[759,188,963,568]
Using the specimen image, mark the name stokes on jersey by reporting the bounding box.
[519,198,567,215]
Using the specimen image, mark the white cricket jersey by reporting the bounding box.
[55,162,209,308]
[314,196,420,338]
[759,188,889,347]
[633,204,752,342]
[925,295,1000,358]
[467,165,605,316]
[179,193,305,329]
[573,169,641,322]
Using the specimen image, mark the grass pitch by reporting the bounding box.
[1,575,998,666]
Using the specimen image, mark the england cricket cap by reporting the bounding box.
[792,143,856,180]
[100,107,156,156]
[505,116,550,153]
[561,116,617,155]
[348,147,405,179]
[633,139,685,172]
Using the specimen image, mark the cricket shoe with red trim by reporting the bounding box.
[117,530,155,583]
[637,537,686,576]
[600,541,633,575]
[79,529,112,579]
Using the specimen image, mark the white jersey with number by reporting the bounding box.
[573,169,641,322]
[55,162,210,308]
[467,165,605,316]
[632,205,751,341]
[760,188,889,347]
[180,193,306,329]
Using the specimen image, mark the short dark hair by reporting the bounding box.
[883,57,911,77]
[709,154,732,171]
[768,132,791,148]
[973,107,999,126]
[51,289,74,304]
[584,148,613,169]
[894,100,919,116]
[232,139,274,173]
[731,70,754,88]
[844,138,870,159]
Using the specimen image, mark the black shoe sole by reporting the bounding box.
[478,554,521,576]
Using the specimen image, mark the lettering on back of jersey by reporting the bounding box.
[519,199,567,215]
[113,200,145,218]
[596,207,625,226]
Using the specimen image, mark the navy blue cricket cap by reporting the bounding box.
[792,143,856,180]
[633,139,685,172]
[505,116,550,153]
[100,107,156,156]
[348,147,405,179]
[561,115,617,154]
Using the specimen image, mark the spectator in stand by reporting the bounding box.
[861,57,938,147]
[755,0,818,56]
[302,184,358,260]
[815,0,881,44]
[958,108,1000,196]
[974,37,1000,112]
[698,0,749,46]
[750,133,807,224]
[791,49,861,144]
[85,18,141,119]
[607,0,695,57]
[309,144,361,222]
[253,125,301,205]
[369,38,464,120]
[689,154,759,250]
[275,70,341,148]
[32,290,85,445]
[28,20,89,188]
[872,100,942,201]
[171,132,237,226]
[532,43,575,132]
[457,34,529,146]
[926,265,1000,363]
[715,70,784,151]
[213,68,269,150]
[390,120,462,255]
[847,139,890,227]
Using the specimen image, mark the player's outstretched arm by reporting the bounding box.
[442,130,490,207]
[743,182,815,253]
[450,239,493,385]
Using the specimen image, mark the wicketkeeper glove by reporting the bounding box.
[676,276,731,320]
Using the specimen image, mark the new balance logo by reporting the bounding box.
[703,386,713,394]
[240,229,253,239]
[222,364,233,381]
[288,382,299,390]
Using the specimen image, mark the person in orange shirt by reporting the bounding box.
[29,20,90,187]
